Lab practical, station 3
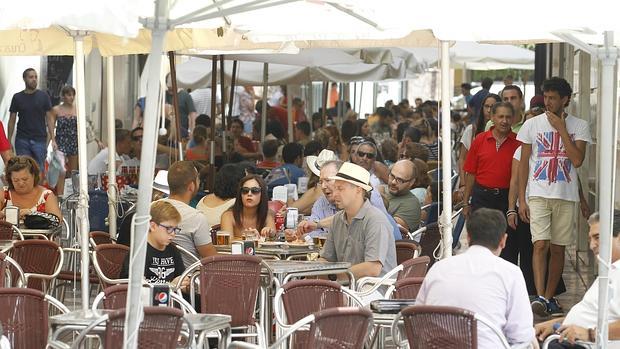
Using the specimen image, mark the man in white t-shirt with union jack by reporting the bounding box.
[517,77,592,317]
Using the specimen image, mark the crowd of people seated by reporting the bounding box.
[3,74,614,348]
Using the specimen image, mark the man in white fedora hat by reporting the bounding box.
[318,162,397,281]
[299,151,401,240]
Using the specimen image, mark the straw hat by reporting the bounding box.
[153,170,170,194]
[328,162,373,192]
[306,149,339,177]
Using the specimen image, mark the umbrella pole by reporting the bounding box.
[220,55,227,160]
[168,51,183,161]
[440,40,453,259]
[322,82,328,127]
[124,10,168,347]
[72,32,90,312]
[287,85,293,142]
[596,31,618,349]
[261,63,268,140]
[209,56,217,191]
[228,60,238,124]
[106,56,117,239]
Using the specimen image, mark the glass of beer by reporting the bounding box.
[216,232,231,245]
[243,229,258,242]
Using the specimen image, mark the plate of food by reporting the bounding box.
[258,241,286,246]
[285,240,315,248]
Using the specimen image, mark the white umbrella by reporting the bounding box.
[404,42,536,70]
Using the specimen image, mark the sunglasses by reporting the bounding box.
[132,136,143,141]
[155,222,181,235]
[241,186,261,195]
[356,150,375,159]
[399,153,410,160]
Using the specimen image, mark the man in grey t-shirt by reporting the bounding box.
[163,161,217,267]
[381,160,421,232]
[319,162,397,279]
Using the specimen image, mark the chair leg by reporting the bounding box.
[255,323,265,348]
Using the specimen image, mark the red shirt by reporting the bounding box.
[270,106,289,136]
[463,129,521,188]
[0,123,10,152]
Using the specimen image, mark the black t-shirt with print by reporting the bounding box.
[120,243,186,283]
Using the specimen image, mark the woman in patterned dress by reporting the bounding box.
[48,86,78,197]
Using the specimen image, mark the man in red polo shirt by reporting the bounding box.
[463,101,521,263]
[0,122,12,165]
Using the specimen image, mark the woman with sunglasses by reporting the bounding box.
[120,201,189,289]
[220,174,275,239]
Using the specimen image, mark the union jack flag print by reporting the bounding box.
[532,131,573,184]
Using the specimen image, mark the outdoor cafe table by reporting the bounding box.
[19,225,62,240]
[259,260,354,344]
[49,309,232,349]
[214,244,320,260]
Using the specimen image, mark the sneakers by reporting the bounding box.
[547,298,565,317]
[531,296,565,317]
[531,296,549,317]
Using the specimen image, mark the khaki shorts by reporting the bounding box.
[529,197,576,246]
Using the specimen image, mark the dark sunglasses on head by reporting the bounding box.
[356,150,375,159]
[241,186,261,194]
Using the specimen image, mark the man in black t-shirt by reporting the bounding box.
[8,68,52,179]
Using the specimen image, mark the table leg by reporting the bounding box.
[218,326,231,349]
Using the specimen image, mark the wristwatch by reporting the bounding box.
[312,219,322,230]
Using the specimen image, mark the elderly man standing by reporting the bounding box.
[417,208,536,349]
[463,102,521,264]
[318,162,397,281]
[380,159,421,232]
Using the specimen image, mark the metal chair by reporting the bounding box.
[8,239,64,292]
[356,256,431,299]
[173,243,200,265]
[395,240,421,265]
[273,279,364,348]
[390,277,425,300]
[410,223,441,267]
[0,221,24,248]
[0,252,25,287]
[92,243,130,288]
[67,307,192,349]
[0,287,69,349]
[229,307,373,349]
[391,305,518,349]
[177,255,266,346]
[89,231,114,247]
[52,246,100,304]
[92,284,196,314]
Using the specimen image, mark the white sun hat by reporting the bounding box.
[305,149,339,177]
[328,162,373,192]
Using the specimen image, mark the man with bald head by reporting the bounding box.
[381,159,421,231]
